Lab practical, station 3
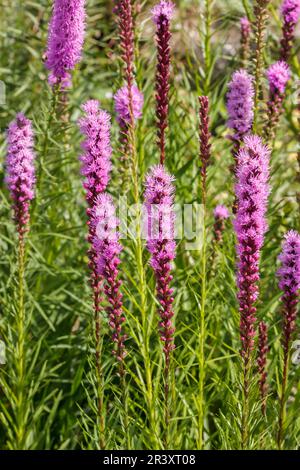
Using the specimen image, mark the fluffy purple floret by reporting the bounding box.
[78,100,112,209]
[114,85,144,125]
[45,0,86,87]
[5,113,36,232]
[281,0,300,24]
[227,69,254,135]
[214,205,230,220]
[151,0,175,24]
[266,61,291,94]
[278,230,300,295]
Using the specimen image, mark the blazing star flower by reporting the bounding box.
[199,96,211,204]
[234,135,270,359]
[227,69,254,137]
[266,61,291,94]
[213,205,230,243]
[5,113,36,234]
[78,100,112,210]
[45,0,86,87]
[92,193,126,362]
[144,165,176,363]
[114,85,144,126]
[114,0,134,88]
[277,230,300,356]
[152,1,175,164]
[280,0,300,60]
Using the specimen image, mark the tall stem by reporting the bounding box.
[15,232,26,449]
[93,284,105,450]
[203,0,211,96]
[277,350,290,449]
[241,354,251,449]
[197,207,206,450]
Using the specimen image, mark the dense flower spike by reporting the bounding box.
[267,61,290,95]
[78,100,112,211]
[114,85,144,127]
[114,0,135,90]
[227,70,254,163]
[92,194,126,363]
[265,61,290,141]
[5,113,36,235]
[277,230,300,357]
[152,1,175,164]
[199,96,211,204]
[280,0,300,61]
[213,205,230,243]
[234,135,270,360]
[277,230,300,447]
[240,17,251,64]
[257,321,268,415]
[144,165,176,363]
[45,0,86,87]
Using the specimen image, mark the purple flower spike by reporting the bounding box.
[152,1,175,164]
[266,61,291,94]
[45,0,86,87]
[78,100,112,211]
[92,193,126,363]
[144,165,176,364]
[277,230,300,355]
[234,135,270,360]
[114,85,144,126]
[214,205,230,221]
[5,113,36,235]
[227,69,254,138]
[280,0,300,61]
[151,0,175,24]
[214,205,230,243]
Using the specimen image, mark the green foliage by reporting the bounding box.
[0,0,299,450]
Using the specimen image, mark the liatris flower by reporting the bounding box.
[227,70,254,163]
[280,0,300,61]
[240,17,251,65]
[78,100,112,328]
[277,230,300,448]
[152,0,175,164]
[45,0,86,87]
[264,61,290,141]
[92,193,126,364]
[277,230,300,360]
[199,96,211,204]
[79,100,112,211]
[257,321,269,415]
[267,61,291,95]
[114,0,135,90]
[234,135,270,448]
[213,205,230,243]
[234,135,270,360]
[114,85,144,128]
[144,165,176,363]
[5,113,36,235]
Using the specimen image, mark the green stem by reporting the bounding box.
[277,350,289,450]
[241,355,251,450]
[203,0,211,96]
[94,294,105,450]
[15,232,26,449]
[197,206,206,450]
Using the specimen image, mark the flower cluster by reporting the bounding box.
[5,113,36,234]
[266,61,290,95]
[114,85,144,127]
[234,135,270,360]
[45,0,86,87]
[114,0,135,89]
[280,0,300,61]
[92,194,126,363]
[213,205,230,243]
[152,1,175,164]
[227,70,254,138]
[277,230,300,357]
[144,165,176,363]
